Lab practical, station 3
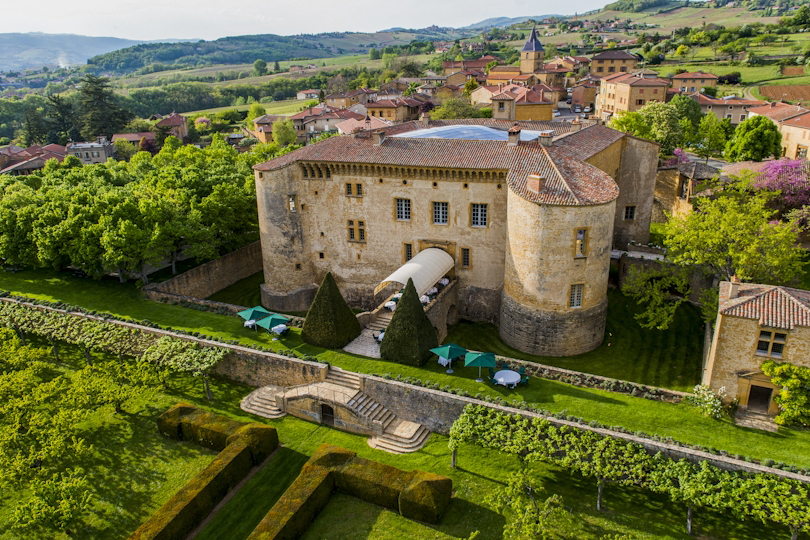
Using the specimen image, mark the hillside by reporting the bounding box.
[460,15,563,29]
[0,33,145,71]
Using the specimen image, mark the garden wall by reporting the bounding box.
[143,241,262,302]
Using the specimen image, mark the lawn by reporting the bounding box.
[180,98,308,118]
[4,267,810,470]
[207,270,264,307]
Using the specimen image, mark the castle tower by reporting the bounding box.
[520,26,545,75]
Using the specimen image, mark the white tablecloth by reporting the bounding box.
[419,295,430,304]
[376,331,385,342]
[437,356,449,367]
[495,370,521,387]
[271,324,288,335]
[244,319,256,328]
[439,278,450,286]
[385,301,396,310]
[392,293,402,300]
[427,286,438,295]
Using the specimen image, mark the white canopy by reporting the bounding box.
[375,248,454,298]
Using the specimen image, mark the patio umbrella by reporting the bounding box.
[255,313,291,332]
[464,352,497,383]
[430,343,468,374]
[237,306,271,321]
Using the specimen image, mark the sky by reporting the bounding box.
[5,0,611,41]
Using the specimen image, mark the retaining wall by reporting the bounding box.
[144,241,263,302]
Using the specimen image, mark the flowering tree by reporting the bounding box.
[753,159,810,215]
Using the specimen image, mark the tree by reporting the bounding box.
[488,469,572,540]
[725,116,782,162]
[761,361,810,426]
[670,94,702,133]
[609,111,651,140]
[245,102,267,127]
[612,102,682,155]
[650,460,728,536]
[253,59,267,77]
[77,75,133,140]
[404,82,420,97]
[10,468,92,534]
[318,89,325,103]
[301,272,361,348]
[462,79,479,98]
[113,139,137,161]
[369,48,381,60]
[380,278,438,366]
[623,265,691,330]
[694,113,726,163]
[430,97,480,120]
[272,118,297,147]
[675,45,690,62]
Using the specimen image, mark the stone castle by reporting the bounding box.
[253,118,657,356]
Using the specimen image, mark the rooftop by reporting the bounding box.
[747,102,809,123]
[720,281,810,330]
[672,72,719,79]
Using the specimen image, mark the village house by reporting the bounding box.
[251,117,658,355]
[335,115,391,135]
[589,50,639,76]
[366,97,426,124]
[688,93,766,125]
[156,112,189,140]
[652,161,719,222]
[290,105,365,144]
[671,71,718,93]
[776,111,810,160]
[66,138,114,165]
[0,143,66,175]
[490,86,554,122]
[111,132,156,146]
[595,71,670,123]
[325,88,376,109]
[296,89,321,100]
[251,114,285,143]
[571,81,598,111]
[446,70,486,87]
[442,55,500,75]
[704,280,810,416]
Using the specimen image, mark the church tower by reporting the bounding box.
[520,26,545,75]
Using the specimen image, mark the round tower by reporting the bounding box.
[499,184,616,357]
[520,26,545,75]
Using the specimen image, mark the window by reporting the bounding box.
[575,228,588,257]
[461,248,471,268]
[597,67,603,73]
[404,243,413,262]
[358,220,365,242]
[799,147,808,160]
[288,195,297,212]
[756,330,786,358]
[356,183,363,196]
[395,198,411,221]
[471,203,488,227]
[740,114,746,122]
[295,263,301,270]
[92,151,99,158]
[726,114,732,119]
[624,206,636,221]
[348,220,355,241]
[74,152,81,157]
[319,252,324,259]
[569,284,584,308]
[346,183,353,196]
[639,89,644,94]
[636,99,644,106]
[498,102,504,111]
[433,202,448,225]
[85,152,89,158]
[608,67,615,73]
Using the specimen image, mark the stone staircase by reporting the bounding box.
[342,311,393,358]
[347,391,396,430]
[369,417,431,454]
[325,367,361,390]
[365,310,393,333]
[240,385,286,419]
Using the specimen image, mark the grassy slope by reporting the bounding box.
[207,270,264,307]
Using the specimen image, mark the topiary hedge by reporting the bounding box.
[129,443,254,540]
[246,443,452,539]
[301,272,361,348]
[380,278,438,366]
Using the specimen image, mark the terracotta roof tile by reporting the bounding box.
[156,112,186,127]
[720,282,810,329]
[748,102,809,122]
[672,72,719,79]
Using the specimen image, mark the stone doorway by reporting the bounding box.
[320,404,335,426]
[747,385,773,414]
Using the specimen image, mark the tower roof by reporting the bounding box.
[522,26,544,52]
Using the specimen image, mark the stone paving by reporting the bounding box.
[343,328,382,358]
[734,410,779,432]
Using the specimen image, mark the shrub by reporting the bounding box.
[399,471,453,524]
[301,272,361,348]
[688,384,726,419]
[380,278,438,366]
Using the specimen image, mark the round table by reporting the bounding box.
[384,301,396,310]
[495,370,521,388]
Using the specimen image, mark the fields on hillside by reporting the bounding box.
[180,98,309,117]
[760,85,810,101]
[593,6,781,33]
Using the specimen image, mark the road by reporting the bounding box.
[685,152,727,170]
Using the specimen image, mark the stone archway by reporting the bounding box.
[320,403,335,426]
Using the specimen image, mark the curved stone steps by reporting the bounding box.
[240,387,286,419]
[368,418,431,454]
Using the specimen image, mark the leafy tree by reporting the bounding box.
[611,102,682,155]
[650,460,728,536]
[253,59,267,77]
[761,361,810,426]
[318,89,325,103]
[10,468,92,534]
[369,48,381,60]
[272,118,297,147]
[694,112,727,162]
[623,265,691,330]
[246,102,267,126]
[725,116,782,162]
[462,79,479,98]
[670,94,702,133]
[77,75,133,140]
[609,111,651,139]
[380,278,438,366]
[430,97,480,120]
[301,272,361,348]
[675,44,690,62]
[113,139,137,161]
[403,82,420,97]
[488,469,572,539]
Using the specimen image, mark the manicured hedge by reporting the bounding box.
[301,272,361,348]
[129,443,254,540]
[129,404,280,540]
[246,443,452,539]
[380,278,438,366]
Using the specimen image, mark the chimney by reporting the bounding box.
[507,123,521,146]
[771,102,777,108]
[728,276,740,300]
[419,112,431,128]
[527,174,543,193]
[571,117,582,131]
[538,129,554,146]
[372,130,386,146]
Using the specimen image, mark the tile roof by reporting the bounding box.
[156,112,186,127]
[335,116,391,134]
[601,72,670,87]
[781,111,810,130]
[720,282,810,330]
[554,123,626,159]
[676,162,719,180]
[522,26,544,52]
[491,86,552,104]
[255,119,620,207]
[253,114,285,125]
[112,132,156,143]
[489,65,520,73]
[672,72,719,79]
[368,98,423,108]
[688,92,765,107]
[748,102,809,122]
[592,50,638,60]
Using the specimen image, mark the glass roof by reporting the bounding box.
[392,125,546,142]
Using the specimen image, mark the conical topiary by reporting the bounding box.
[380,278,438,366]
[301,272,361,348]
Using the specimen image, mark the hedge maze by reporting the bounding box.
[129,404,279,540]
[247,444,453,540]
[129,406,452,540]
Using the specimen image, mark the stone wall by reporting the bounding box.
[424,279,459,343]
[143,241,263,301]
[653,167,692,223]
[612,136,659,247]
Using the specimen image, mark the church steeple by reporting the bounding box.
[520,25,545,75]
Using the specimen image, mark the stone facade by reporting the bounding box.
[144,241,263,300]
[610,135,658,246]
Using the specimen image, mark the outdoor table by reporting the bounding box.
[271,324,288,335]
[385,301,396,310]
[437,356,449,367]
[494,370,521,388]
[427,286,438,295]
[419,295,430,304]
[392,293,402,300]
[244,319,256,329]
[376,331,385,343]
[439,278,450,286]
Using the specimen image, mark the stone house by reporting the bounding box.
[252,118,658,356]
[441,55,500,75]
[252,114,285,143]
[0,143,67,175]
[571,81,598,110]
[366,98,425,124]
[688,93,766,126]
[297,89,321,100]
[66,138,114,164]
[325,88,376,109]
[652,162,719,222]
[589,50,638,76]
[596,71,671,122]
[490,87,553,122]
[290,106,364,144]
[155,112,189,140]
[775,111,810,160]
[671,71,718,93]
[704,280,810,415]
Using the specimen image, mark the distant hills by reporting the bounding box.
[0,33,189,72]
[459,16,563,30]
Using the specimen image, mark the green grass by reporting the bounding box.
[4,267,810,471]
[180,98,308,118]
[650,64,782,85]
[207,271,264,307]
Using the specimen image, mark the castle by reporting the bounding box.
[253,118,658,356]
